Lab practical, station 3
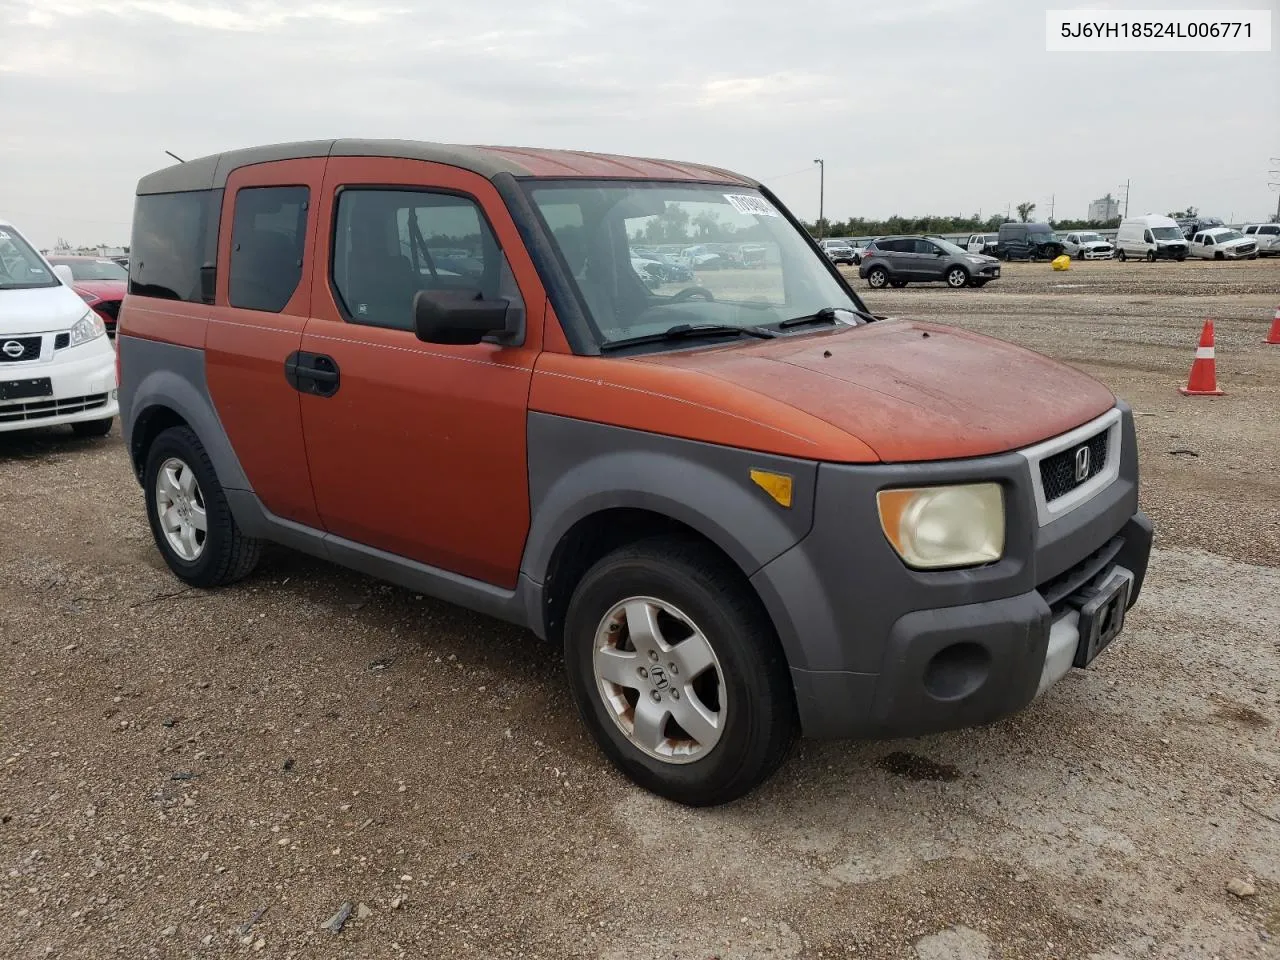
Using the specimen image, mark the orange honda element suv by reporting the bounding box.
[118,141,1152,806]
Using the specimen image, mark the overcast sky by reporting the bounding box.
[1,0,1276,247]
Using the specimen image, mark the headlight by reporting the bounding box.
[876,483,1004,569]
[69,309,106,347]
[966,256,985,264]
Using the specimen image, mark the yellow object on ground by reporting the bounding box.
[1052,255,1070,271]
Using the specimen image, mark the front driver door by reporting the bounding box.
[297,157,547,587]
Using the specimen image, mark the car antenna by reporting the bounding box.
[164,150,186,164]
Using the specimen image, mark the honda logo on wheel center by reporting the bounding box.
[649,665,669,690]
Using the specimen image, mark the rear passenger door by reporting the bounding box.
[297,157,547,588]
[204,158,325,528]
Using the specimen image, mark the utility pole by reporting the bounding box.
[813,159,825,237]
[1270,159,1280,223]
[1118,179,1131,217]
[1048,194,1055,222]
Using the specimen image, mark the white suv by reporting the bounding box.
[1241,223,1280,257]
[0,218,118,436]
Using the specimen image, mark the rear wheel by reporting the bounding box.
[866,266,889,289]
[71,417,113,438]
[563,537,796,807]
[946,266,970,288]
[1117,249,1127,262]
[144,426,261,588]
[1146,250,1157,263]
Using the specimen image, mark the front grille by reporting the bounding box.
[54,333,70,350]
[1038,536,1125,616]
[0,336,41,363]
[1039,429,1109,502]
[0,393,109,424]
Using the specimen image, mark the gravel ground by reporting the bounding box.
[2,257,1278,959]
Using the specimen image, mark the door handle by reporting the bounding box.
[284,351,341,397]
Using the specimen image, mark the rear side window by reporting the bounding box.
[228,186,309,313]
[1262,226,1279,235]
[130,189,221,303]
[331,188,520,331]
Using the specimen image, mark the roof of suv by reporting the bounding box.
[136,139,754,196]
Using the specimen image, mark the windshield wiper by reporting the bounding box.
[600,323,777,352]
[778,306,879,329]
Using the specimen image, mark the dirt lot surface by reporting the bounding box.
[2,258,1278,959]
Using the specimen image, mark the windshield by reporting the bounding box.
[0,227,58,290]
[1212,230,1244,242]
[1151,227,1183,240]
[527,182,864,349]
[928,237,968,255]
[1078,233,1103,242]
[50,258,128,281]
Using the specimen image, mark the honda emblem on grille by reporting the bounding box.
[1074,445,1091,482]
[2,340,25,359]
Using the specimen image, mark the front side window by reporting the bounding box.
[228,186,308,313]
[331,188,520,331]
[130,189,222,303]
[527,182,864,350]
[0,226,56,290]
[1261,226,1279,236]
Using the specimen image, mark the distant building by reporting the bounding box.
[1088,194,1120,223]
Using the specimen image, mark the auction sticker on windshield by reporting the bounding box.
[724,195,779,217]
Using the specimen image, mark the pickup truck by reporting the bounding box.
[965,234,999,256]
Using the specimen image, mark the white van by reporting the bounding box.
[0,218,118,436]
[1114,214,1189,262]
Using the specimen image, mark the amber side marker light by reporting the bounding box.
[750,469,793,508]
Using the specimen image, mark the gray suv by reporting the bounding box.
[859,236,1001,289]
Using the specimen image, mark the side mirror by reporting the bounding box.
[53,264,75,285]
[413,289,522,346]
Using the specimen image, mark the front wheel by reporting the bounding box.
[946,266,970,288]
[1117,249,1127,262]
[71,417,113,438]
[144,426,262,588]
[1146,250,1157,263]
[866,266,889,289]
[563,538,796,807]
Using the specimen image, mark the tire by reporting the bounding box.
[1117,249,1127,262]
[1214,252,1224,261]
[143,425,261,588]
[71,417,113,438]
[1146,250,1156,263]
[1176,254,1186,262]
[946,265,970,288]
[563,536,797,807]
[866,266,889,289]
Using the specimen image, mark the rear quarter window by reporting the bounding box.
[129,189,222,303]
[228,186,308,313]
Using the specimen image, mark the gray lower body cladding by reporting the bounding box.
[120,339,1151,743]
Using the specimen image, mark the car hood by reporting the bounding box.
[74,279,126,300]
[1080,240,1111,247]
[0,284,90,335]
[634,318,1116,462]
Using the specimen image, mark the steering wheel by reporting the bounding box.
[668,286,715,303]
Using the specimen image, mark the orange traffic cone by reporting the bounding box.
[1179,319,1225,396]
[1265,305,1280,345]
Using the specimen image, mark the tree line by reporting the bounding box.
[801,210,1123,238]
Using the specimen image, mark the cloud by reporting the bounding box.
[0,0,1275,246]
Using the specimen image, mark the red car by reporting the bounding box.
[46,255,127,337]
